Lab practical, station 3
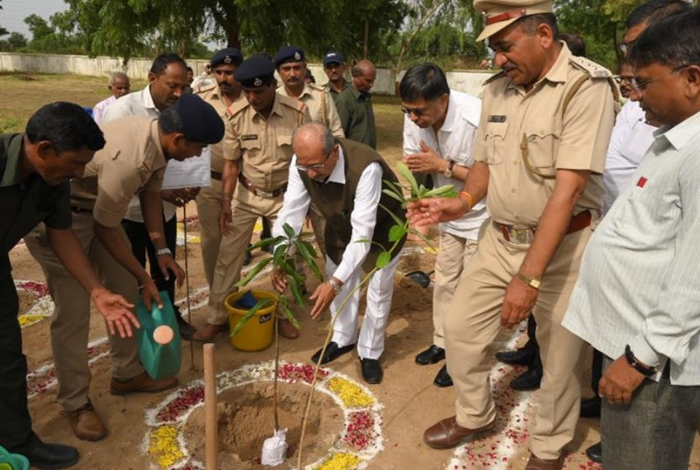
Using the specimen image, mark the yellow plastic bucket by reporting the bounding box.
[226,290,278,351]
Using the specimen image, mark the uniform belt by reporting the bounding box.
[210,170,222,181]
[70,206,91,214]
[496,210,592,244]
[238,174,287,198]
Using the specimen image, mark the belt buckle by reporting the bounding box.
[257,188,274,198]
[510,226,533,244]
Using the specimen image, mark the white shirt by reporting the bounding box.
[601,100,656,214]
[402,91,488,239]
[273,147,382,284]
[93,95,117,125]
[563,109,700,386]
[102,85,177,222]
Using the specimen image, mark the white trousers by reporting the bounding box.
[326,253,400,360]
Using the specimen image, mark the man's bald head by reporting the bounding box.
[292,123,338,181]
[351,59,377,94]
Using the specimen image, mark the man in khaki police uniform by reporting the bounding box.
[25,95,224,443]
[192,49,246,342]
[194,55,310,341]
[408,1,616,468]
[275,45,345,258]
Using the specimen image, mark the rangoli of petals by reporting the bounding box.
[143,361,384,470]
[15,279,54,328]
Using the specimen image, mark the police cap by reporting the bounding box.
[210,48,243,68]
[173,93,225,144]
[273,46,306,68]
[474,0,553,42]
[323,51,345,66]
[235,55,276,89]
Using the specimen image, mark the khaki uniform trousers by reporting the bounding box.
[445,221,588,460]
[195,179,224,287]
[206,185,285,325]
[432,231,478,349]
[24,211,143,412]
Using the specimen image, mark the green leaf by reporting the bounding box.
[388,224,407,242]
[296,240,323,281]
[300,240,318,258]
[230,298,271,336]
[283,223,296,239]
[273,242,287,267]
[235,257,273,287]
[424,183,457,198]
[375,251,391,269]
[383,179,407,198]
[382,188,406,204]
[305,256,324,282]
[248,236,278,252]
[281,303,301,330]
[289,277,306,306]
[281,259,304,284]
[378,203,407,228]
[396,161,419,197]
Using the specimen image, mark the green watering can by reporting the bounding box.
[135,291,182,380]
[0,445,29,470]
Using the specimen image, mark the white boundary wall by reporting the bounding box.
[0,52,494,97]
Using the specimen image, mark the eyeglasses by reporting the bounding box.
[401,105,429,117]
[614,75,634,85]
[296,145,336,172]
[631,65,688,92]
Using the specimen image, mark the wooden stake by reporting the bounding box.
[203,343,217,470]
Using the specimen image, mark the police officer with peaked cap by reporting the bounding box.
[409,1,617,468]
[193,54,311,341]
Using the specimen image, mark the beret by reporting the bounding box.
[474,0,553,41]
[323,51,345,66]
[235,55,276,88]
[273,46,305,67]
[173,93,224,144]
[210,48,243,68]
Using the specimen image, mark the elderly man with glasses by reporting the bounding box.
[271,122,406,385]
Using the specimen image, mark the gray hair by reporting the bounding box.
[108,71,129,86]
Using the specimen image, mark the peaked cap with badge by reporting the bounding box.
[210,47,244,68]
[235,55,276,89]
[474,0,553,41]
[273,46,306,68]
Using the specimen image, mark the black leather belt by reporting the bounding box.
[238,174,287,198]
[211,170,222,181]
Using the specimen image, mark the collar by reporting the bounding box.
[0,134,24,188]
[655,108,700,151]
[326,145,346,185]
[506,42,571,92]
[350,85,370,100]
[143,85,159,113]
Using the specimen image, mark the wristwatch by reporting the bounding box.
[442,160,455,178]
[624,345,658,377]
[514,271,541,290]
[328,278,342,296]
[156,248,173,257]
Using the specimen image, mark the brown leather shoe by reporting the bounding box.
[423,416,495,449]
[63,401,107,441]
[191,322,227,342]
[278,318,299,339]
[110,372,178,396]
[524,453,565,470]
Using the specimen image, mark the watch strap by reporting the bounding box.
[514,271,541,290]
[156,248,173,257]
[625,345,658,377]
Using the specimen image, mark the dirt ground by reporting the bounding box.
[5,73,700,469]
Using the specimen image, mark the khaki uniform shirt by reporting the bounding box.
[224,94,310,191]
[70,117,167,228]
[473,44,616,226]
[195,84,245,173]
[277,83,344,138]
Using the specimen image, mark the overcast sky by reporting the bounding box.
[1,0,68,38]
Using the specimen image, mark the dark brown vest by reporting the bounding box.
[299,138,406,272]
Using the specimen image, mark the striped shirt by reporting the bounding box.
[563,108,700,386]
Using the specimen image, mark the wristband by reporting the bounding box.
[156,248,173,257]
[458,191,473,212]
[624,345,658,377]
[328,278,342,295]
[514,271,541,290]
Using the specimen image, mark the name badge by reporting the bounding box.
[241,134,258,141]
[488,115,507,123]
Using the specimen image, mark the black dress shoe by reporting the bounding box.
[585,441,602,463]
[509,367,542,391]
[433,364,453,387]
[176,316,195,341]
[310,341,355,365]
[495,343,537,366]
[580,395,601,418]
[415,344,445,365]
[19,436,80,469]
[360,358,383,384]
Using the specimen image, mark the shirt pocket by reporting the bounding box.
[484,121,508,165]
[277,134,294,159]
[241,138,262,163]
[523,117,562,173]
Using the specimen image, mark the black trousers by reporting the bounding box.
[0,254,35,451]
[121,215,182,320]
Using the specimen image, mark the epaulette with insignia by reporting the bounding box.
[278,93,308,115]
[195,83,217,95]
[569,55,612,79]
[226,98,250,119]
[483,70,506,85]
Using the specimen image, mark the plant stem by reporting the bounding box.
[273,304,280,432]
